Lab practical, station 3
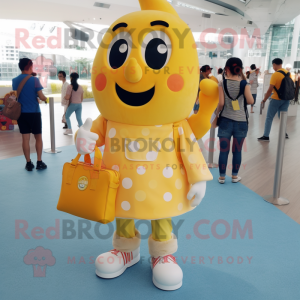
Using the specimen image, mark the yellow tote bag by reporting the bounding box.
[57,146,120,224]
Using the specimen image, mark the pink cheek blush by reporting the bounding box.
[95,73,107,91]
[167,74,184,92]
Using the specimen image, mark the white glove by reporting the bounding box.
[187,181,207,207]
[76,118,99,155]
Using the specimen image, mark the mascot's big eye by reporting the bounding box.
[142,31,172,70]
[107,32,132,69]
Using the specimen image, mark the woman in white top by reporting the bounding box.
[217,68,223,83]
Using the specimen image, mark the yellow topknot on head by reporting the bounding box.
[139,0,179,16]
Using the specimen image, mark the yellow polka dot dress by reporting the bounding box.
[91,116,213,220]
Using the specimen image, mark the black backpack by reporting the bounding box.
[274,70,295,101]
[218,78,249,124]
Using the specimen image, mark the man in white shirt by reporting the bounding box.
[58,71,69,129]
[249,64,259,113]
[217,68,223,83]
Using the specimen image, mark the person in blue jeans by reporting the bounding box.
[64,73,84,135]
[262,99,289,138]
[258,58,291,141]
[215,58,254,184]
[218,119,248,182]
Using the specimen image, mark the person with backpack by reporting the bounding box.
[215,58,254,184]
[258,58,295,141]
[12,58,48,171]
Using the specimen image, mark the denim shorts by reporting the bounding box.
[217,117,248,138]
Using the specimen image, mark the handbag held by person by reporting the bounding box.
[61,98,69,106]
[3,75,32,120]
[57,146,120,224]
[62,87,72,106]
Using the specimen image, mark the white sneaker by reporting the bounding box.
[232,176,242,183]
[95,247,140,279]
[151,255,183,291]
[64,129,73,135]
[218,177,225,184]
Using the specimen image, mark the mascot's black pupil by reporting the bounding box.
[109,39,128,69]
[145,38,168,70]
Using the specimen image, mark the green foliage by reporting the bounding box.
[74,58,92,67]
[50,83,62,94]
[50,83,93,99]
[81,85,94,99]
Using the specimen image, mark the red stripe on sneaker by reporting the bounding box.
[121,252,126,265]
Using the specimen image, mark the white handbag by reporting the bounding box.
[61,98,69,106]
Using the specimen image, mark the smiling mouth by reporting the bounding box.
[116,83,155,107]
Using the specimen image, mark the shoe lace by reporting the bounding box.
[152,255,177,268]
[110,249,120,256]
[110,249,133,266]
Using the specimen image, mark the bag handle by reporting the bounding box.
[84,154,91,164]
[16,75,32,100]
[71,146,102,171]
[66,146,102,186]
[277,70,288,77]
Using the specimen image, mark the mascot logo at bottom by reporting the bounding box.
[78,176,88,191]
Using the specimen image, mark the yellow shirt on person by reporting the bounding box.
[270,68,292,100]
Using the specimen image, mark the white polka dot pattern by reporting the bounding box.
[128,141,140,152]
[188,154,197,164]
[121,201,131,211]
[190,133,196,143]
[163,192,172,202]
[112,165,120,171]
[163,167,173,178]
[137,166,146,175]
[146,151,158,161]
[122,178,133,189]
[108,128,116,138]
[142,128,150,136]
[135,191,146,201]
[175,179,182,189]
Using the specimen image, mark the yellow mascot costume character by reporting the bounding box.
[75,0,219,291]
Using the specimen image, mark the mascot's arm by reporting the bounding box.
[210,75,218,84]
[74,115,107,147]
[188,79,219,140]
[179,120,213,184]
[90,115,107,147]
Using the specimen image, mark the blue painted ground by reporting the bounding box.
[0,145,299,300]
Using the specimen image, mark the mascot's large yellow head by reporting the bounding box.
[92,0,199,126]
